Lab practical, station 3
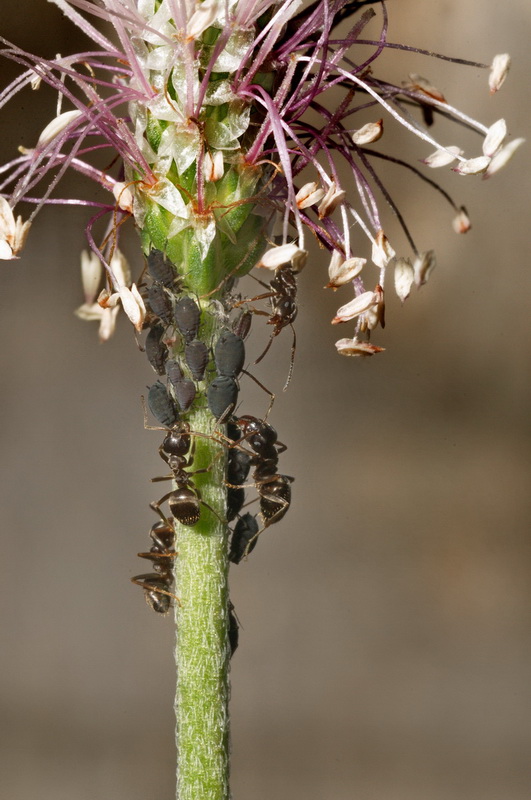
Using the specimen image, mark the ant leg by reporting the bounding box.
[241,368,275,419]
[150,496,173,527]
[131,574,181,610]
[282,324,297,391]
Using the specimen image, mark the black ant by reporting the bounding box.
[228,415,293,551]
[150,424,225,528]
[234,264,299,389]
[131,521,178,613]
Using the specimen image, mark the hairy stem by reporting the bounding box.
[173,310,230,800]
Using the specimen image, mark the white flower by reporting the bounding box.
[0,197,31,260]
[489,54,511,94]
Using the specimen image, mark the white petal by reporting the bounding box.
[394,257,414,302]
[422,145,463,168]
[489,54,511,94]
[331,291,378,324]
[187,0,221,40]
[335,337,385,357]
[0,240,14,260]
[98,307,120,342]
[453,156,491,175]
[74,302,105,322]
[483,138,525,179]
[351,120,383,145]
[37,110,83,148]
[482,119,507,157]
[0,196,16,240]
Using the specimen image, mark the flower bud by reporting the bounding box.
[295,182,325,209]
[326,252,366,289]
[259,243,307,271]
[80,250,103,303]
[452,207,471,234]
[483,138,525,179]
[371,230,395,268]
[318,181,346,218]
[112,181,134,213]
[203,150,224,182]
[351,120,383,145]
[394,257,414,302]
[482,119,507,158]
[453,156,491,175]
[0,197,31,259]
[413,250,436,287]
[331,290,378,324]
[489,54,511,94]
[422,145,463,168]
[36,109,83,148]
[335,337,385,357]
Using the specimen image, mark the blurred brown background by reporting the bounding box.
[0,2,529,798]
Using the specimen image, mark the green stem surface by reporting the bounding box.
[173,314,231,800]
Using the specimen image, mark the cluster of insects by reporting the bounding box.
[132,246,301,651]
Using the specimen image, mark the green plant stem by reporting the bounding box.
[173,312,230,800]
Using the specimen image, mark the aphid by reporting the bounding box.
[227,486,245,522]
[166,358,184,386]
[145,323,168,375]
[174,296,201,343]
[227,446,252,487]
[207,376,239,420]
[147,248,178,288]
[148,283,174,325]
[132,521,177,613]
[229,512,260,564]
[214,329,245,379]
[147,381,179,427]
[184,339,209,381]
[232,309,252,341]
[171,378,196,413]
